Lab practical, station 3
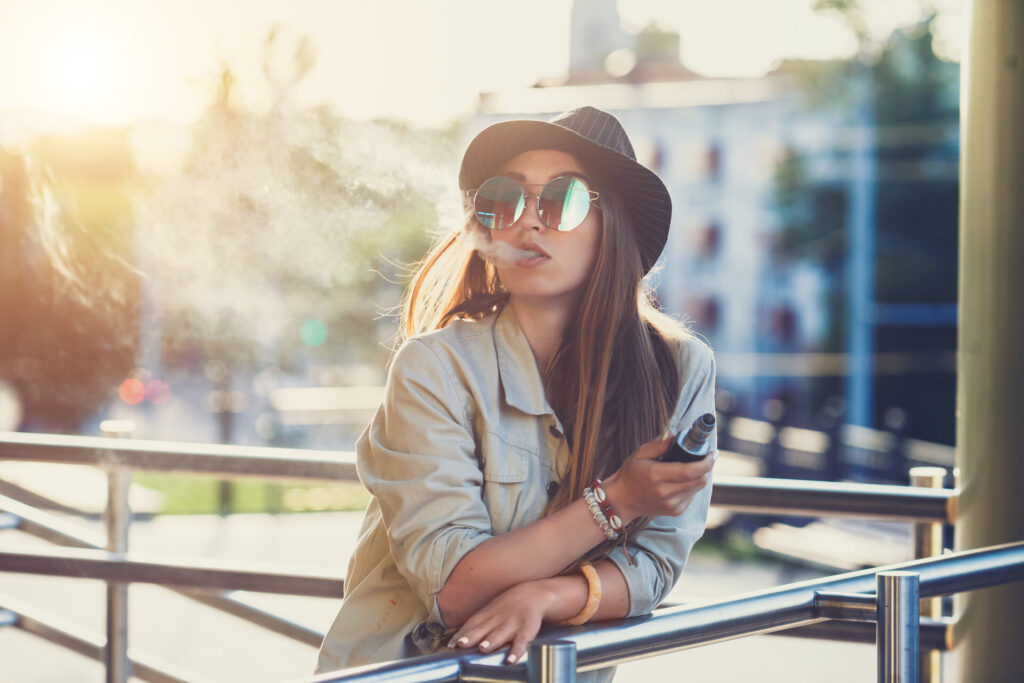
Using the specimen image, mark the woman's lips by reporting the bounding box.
[515,252,551,267]
[514,242,550,266]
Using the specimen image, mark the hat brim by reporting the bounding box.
[459,119,671,274]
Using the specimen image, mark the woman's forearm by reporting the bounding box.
[437,494,627,626]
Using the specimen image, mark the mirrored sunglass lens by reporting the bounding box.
[475,177,524,230]
[539,177,590,231]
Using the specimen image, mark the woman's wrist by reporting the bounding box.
[534,574,590,623]
[600,475,638,525]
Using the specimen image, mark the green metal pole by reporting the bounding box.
[956,1,1024,681]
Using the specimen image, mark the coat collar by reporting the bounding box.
[492,304,554,417]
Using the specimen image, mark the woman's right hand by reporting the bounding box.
[601,433,716,522]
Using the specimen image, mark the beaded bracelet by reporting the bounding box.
[583,486,619,540]
[591,479,624,534]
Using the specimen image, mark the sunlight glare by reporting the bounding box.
[31,10,140,125]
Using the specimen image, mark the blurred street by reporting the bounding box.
[0,508,891,683]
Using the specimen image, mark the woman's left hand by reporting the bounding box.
[447,580,557,665]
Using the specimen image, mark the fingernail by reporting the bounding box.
[480,640,490,650]
[450,636,467,648]
[506,653,517,664]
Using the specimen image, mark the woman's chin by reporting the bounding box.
[505,286,583,307]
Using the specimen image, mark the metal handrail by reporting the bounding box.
[0,430,355,481]
[0,429,964,682]
[308,542,1024,683]
[711,476,953,522]
[0,431,954,522]
[0,545,345,597]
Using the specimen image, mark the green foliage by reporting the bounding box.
[134,472,371,514]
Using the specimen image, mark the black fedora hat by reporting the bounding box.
[459,106,672,274]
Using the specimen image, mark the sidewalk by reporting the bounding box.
[0,510,878,682]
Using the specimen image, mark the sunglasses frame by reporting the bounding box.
[467,175,601,232]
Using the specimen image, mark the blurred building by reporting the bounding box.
[468,0,836,427]
[467,0,959,441]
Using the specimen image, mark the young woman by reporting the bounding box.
[316,106,717,681]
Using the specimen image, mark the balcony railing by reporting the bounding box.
[0,430,1015,683]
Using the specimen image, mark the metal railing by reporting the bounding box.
[0,429,999,683]
[307,542,1024,683]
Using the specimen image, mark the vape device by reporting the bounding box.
[661,413,716,463]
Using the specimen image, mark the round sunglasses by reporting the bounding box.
[468,175,601,232]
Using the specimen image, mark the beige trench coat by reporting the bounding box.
[315,304,716,681]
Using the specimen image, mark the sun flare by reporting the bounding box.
[26,10,141,125]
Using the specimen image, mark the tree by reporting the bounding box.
[0,134,139,430]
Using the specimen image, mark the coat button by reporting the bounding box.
[547,481,559,497]
[549,425,563,439]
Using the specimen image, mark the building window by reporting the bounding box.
[693,220,721,257]
[688,296,721,331]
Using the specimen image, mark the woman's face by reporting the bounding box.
[488,148,601,307]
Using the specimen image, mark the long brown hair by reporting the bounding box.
[399,155,690,542]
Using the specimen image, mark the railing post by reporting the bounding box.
[100,420,134,683]
[910,467,946,683]
[877,571,920,683]
[957,0,1024,680]
[527,639,577,683]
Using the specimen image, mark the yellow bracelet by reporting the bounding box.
[560,562,602,626]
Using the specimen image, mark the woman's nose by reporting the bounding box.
[515,194,547,232]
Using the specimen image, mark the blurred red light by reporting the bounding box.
[118,379,145,405]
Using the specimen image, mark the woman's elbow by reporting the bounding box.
[436,581,473,627]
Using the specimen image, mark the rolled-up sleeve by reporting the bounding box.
[356,338,492,626]
[605,337,717,616]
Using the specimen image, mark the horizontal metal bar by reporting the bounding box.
[814,591,877,621]
[0,592,209,683]
[665,596,954,648]
[0,431,356,481]
[311,650,468,683]
[460,661,529,682]
[711,475,955,523]
[0,493,327,645]
[564,542,1024,673]
[2,431,956,522]
[9,531,999,616]
[0,546,346,597]
[776,617,954,650]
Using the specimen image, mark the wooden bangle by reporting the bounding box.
[560,562,602,626]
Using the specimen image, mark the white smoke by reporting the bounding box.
[466,227,539,267]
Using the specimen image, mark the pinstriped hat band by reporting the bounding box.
[459,106,672,274]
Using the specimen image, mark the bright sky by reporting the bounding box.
[0,0,963,138]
